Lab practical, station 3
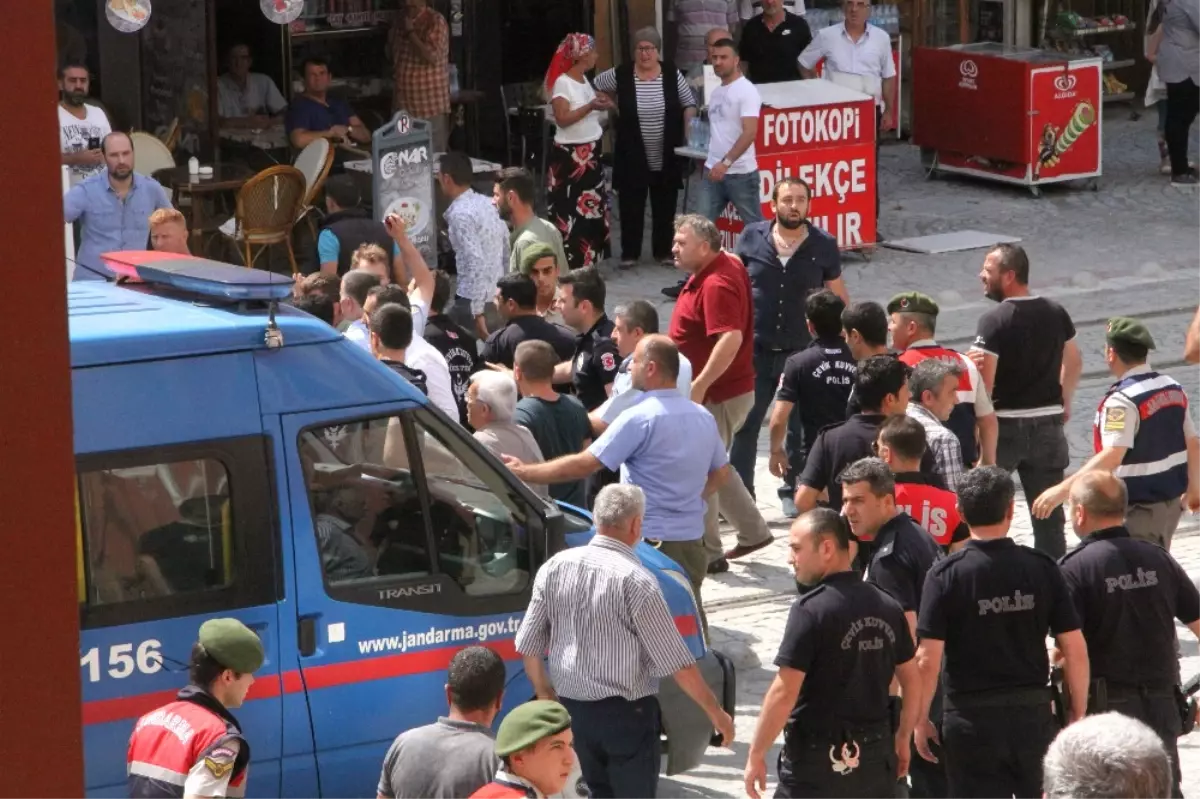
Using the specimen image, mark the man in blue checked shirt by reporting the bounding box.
[505,334,731,633]
[63,131,172,281]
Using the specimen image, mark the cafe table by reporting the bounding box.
[154,164,254,247]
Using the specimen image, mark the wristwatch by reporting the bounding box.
[720,157,733,167]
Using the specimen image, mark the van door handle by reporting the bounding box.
[298,616,318,657]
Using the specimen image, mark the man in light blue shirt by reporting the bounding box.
[505,334,729,631]
[63,131,172,281]
[591,300,694,434]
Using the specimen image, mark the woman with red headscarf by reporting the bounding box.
[544,33,612,270]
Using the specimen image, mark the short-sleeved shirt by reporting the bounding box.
[917,537,1081,698]
[740,0,805,18]
[515,394,592,508]
[705,75,761,172]
[798,413,886,510]
[736,221,842,350]
[216,72,287,119]
[425,314,480,425]
[59,102,112,184]
[798,24,896,107]
[861,513,941,613]
[593,67,697,171]
[481,315,576,368]
[377,717,498,799]
[1157,0,1200,84]
[285,93,355,135]
[510,217,569,274]
[63,170,173,281]
[776,337,856,448]
[668,252,756,404]
[775,571,914,734]
[1058,526,1200,687]
[589,390,728,542]
[1096,363,1197,448]
[970,296,1076,416]
[572,315,620,410]
[551,74,604,145]
[739,11,813,84]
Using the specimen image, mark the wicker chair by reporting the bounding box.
[222,165,307,275]
[292,138,335,238]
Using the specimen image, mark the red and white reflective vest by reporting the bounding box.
[127,686,250,798]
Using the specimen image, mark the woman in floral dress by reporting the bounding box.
[544,33,612,269]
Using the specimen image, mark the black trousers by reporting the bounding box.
[996,415,1069,558]
[559,696,660,799]
[617,170,678,261]
[776,727,896,798]
[1105,692,1183,798]
[1166,78,1200,177]
[941,705,1058,798]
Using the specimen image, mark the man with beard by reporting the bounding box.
[494,168,569,277]
[58,62,111,186]
[967,243,1082,558]
[731,178,848,519]
[64,131,172,281]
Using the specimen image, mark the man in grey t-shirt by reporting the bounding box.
[377,647,505,799]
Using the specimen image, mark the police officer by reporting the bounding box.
[745,508,922,799]
[877,416,970,553]
[794,355,912,515]
[888,291,998,467]
[1033,317,1200,550]
[127,619,264,798]
[769,289,857,517]
[470,700,577,799]
[912,467,1090,798]
[1057,471,1200,797]
[555,266,619,411]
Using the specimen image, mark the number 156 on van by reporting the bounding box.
[81,640,164,682]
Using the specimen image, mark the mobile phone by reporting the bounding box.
[87,136,101,150]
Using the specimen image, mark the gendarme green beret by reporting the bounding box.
[198,618,264,674]
[887,291,940,316]
[495,700,572,756]
[519,242,558,276]
[1106,317,1156,350]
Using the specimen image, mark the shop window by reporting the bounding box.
[299,411,533,605]
[77,437,278,628]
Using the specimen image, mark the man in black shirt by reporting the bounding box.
[738,0,812,84]
[841,301,890,417]
[913,467,1090,799]
[968,243,1082,558]
[795,355,909,515]
[770,289,856,515]
[733,179,848,506]
[744,508,921,799]
[1057,471,1200,795]
[481,273,576,369]
[555,266,620,410]
[369,303,429,396]
[424,269,479,425]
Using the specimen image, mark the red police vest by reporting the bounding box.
[127,687,250,798]
[895,478,963,547]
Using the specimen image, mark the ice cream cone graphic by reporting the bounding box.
[1052,101,1095,158]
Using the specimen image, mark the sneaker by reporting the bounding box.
[1161,158,1172,175]
[1171,170,1199,187]
[780,494,799,519]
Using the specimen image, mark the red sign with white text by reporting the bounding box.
[716,95,877,250]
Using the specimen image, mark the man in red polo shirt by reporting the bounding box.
[669,214,773,573]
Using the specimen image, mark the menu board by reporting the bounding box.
[373,113,437,269]
[140,0,209,155]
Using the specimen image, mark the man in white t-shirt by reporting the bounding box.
[739,0,805,18]
[58,63,112,186]
[701,39,764,225]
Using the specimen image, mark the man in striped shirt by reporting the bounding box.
[515,484,735,798]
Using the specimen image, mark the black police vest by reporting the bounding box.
[320,209,393,276]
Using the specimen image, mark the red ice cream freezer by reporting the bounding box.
[912,42,1102,195]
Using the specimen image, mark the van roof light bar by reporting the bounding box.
[100,251,294,302]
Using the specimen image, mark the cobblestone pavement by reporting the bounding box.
[587,108,1200,797]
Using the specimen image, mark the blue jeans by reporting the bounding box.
[559,696,660,799]
[701,170,764,224]
[730,346,801,499]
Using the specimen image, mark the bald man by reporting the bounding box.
[1057,471,1200,796]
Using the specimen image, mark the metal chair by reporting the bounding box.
[220,165,307,275]
[130,132,175,177]
[292,138,335,238]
